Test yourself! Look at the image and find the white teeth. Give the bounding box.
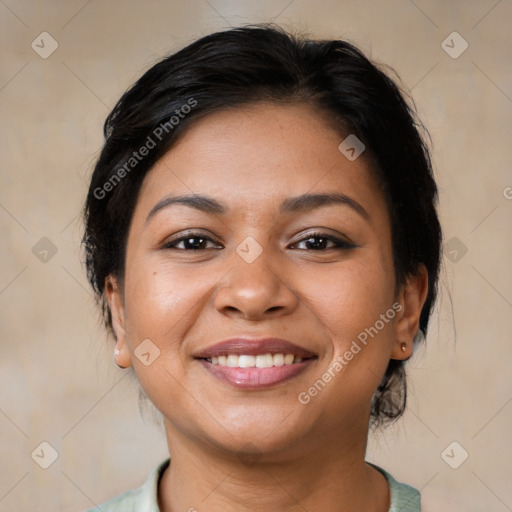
[238,355,256,368]
[255,354,273,368]
[273,353,284,367]
[208,353,303,368]
[226,354,239,367]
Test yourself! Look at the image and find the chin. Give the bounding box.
[198,407,315,460]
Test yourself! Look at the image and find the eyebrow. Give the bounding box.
[145,192,369,224]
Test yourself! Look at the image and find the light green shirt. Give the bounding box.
[83,458,420,511]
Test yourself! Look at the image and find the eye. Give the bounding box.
[291,231,356,251]
[162,230,355,251]
[163,231,222,251]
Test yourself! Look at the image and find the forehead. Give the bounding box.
[133,102,386,222]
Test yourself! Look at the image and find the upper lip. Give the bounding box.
[193,337,317,359]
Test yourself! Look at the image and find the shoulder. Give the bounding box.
[367,462,421,512]
[79,458,170,512]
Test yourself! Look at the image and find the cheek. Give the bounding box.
[120,263,195,406]
[125,260,194,323]
[304,252,396,343]
[302,262,397,412]
[122,256,217,360]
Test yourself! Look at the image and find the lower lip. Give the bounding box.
[197,359,315,389]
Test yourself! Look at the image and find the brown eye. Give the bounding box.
[164,232,222,250]
[291,232,356,251]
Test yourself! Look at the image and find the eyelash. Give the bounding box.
[163,231,355,251]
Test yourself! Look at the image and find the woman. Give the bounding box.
[82,23,442,512]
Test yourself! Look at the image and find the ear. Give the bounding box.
[391,264,429,360]
[105,275,132,369]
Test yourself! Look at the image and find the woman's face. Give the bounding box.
[107,102,426,458]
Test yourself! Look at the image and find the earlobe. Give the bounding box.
[105,275,132,369]
[113,346,131,369]
[391,265,429,360]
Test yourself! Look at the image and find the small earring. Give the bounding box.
[400,342,407,352]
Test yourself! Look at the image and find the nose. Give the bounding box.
[213,246,299,321]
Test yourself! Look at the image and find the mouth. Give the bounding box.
[194,337,318,389]
[202,353,308,367]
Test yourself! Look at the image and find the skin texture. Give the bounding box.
[106,102,428,512]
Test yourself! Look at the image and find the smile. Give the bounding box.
[197,354,317,389]
[205,353,304,368]
[194,337,318,389]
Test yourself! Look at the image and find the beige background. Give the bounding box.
[1,0,511,510]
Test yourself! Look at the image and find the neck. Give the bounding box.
[157,418,389,512]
